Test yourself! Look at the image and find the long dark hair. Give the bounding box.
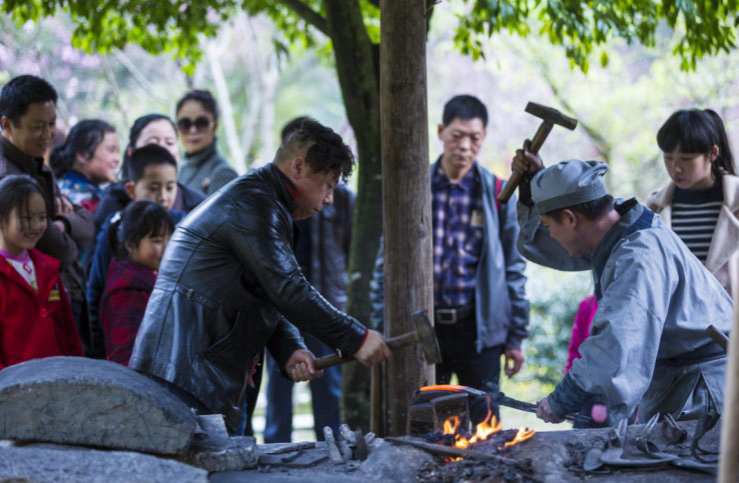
[113,200,174,258]
[49,119,116,178]
[120,114,178,181]
[0,175,48,231]
[657,109,735,176]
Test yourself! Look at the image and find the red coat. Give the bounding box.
[0,249,83,370]
[100,257,156,366]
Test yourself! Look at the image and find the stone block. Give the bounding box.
[0,446,207,483]
[0,357,196,455]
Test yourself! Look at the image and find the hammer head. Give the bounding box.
[411,311,442,364]
[525,102,577,130]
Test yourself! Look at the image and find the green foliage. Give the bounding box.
[522,266,591,386]
[4,0,738,75]
[457,0,739,71]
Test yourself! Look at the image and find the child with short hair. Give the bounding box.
[100,200,174,365]
[87,144,185,349]
[0,175,83,369]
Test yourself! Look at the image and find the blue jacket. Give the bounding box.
[371,162,529,351]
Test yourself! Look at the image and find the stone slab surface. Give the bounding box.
[0,357,196,455]
[182,415,258,471]
[0,446,207,483]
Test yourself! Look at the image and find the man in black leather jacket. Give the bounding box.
[129,119,390,434]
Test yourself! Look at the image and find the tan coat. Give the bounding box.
[646,174,739,298]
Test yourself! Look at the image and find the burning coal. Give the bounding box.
[420,384,536,455]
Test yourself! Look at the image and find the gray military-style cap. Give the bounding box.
[531,160,609,213]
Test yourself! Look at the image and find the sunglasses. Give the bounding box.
[177,116,214,133]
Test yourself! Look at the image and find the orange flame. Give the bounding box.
[504,428,536,448]
[440,402,535,452]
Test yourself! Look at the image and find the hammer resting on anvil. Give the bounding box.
[314,310,442,370]
[497,102,578,203]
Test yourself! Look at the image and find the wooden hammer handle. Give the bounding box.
[314,332,416,370]
[498,121,554,203]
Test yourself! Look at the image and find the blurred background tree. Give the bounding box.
[2,0,738,433]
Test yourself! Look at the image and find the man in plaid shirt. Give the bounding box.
[430,95,529,393]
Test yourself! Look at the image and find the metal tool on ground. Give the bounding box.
[323,427,345,464]
[497,102,578,203]
[315,311,441,370]
[384,436,516,466]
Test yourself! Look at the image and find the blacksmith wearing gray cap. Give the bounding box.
[511,149,731,427]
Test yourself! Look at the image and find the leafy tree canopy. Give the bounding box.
[2,0,737,73]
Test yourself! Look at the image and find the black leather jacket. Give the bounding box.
[129,164,367,433]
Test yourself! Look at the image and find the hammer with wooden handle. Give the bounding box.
[498,102,578,203]
[314,310,441,370]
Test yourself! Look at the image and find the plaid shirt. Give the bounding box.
[431,160,484,308]
[100,257,157,366]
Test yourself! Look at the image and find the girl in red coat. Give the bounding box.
[0,175,83,370]
[100,200,174,365]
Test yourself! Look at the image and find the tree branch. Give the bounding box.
[281,0,329,37]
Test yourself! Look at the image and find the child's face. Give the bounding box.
[127,231,171,271]
[0,192,48,255]
[79,131,120,184]
[663,145,717,191]
[128,164,178,211]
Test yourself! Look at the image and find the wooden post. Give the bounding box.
[380,0,435,436]
[719,283,739,482]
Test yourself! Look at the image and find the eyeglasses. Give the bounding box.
[177,116,214,133]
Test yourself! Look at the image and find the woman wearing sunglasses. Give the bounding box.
[175,90,237,196]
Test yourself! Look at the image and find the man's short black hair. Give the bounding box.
[544,195,614,222]
[0,75,58,126]
[129,144,178,182]
[276,118,355,182]
[442,95,488,128]
[280,116,310,142]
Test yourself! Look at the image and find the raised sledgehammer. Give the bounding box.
[497,102,578,203]
[314,310,442,370]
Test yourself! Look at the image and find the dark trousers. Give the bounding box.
[435,313,503,394]
[263,334,342,443]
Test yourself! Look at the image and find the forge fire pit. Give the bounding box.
[408,385,535,452]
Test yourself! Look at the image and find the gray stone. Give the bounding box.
[0,446,207,483]
[181,415,258,471]
[359,441,433,482]
[0,357,196,455]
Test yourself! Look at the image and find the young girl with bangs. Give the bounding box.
[100,200,174,365]
[647,109,738,298]
[0,175,83,369]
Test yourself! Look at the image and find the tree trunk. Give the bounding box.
[323,0,382,431]
[380,0,434,436]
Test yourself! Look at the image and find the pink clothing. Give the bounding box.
[565,295,598,374]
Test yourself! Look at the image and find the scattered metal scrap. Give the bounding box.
[582,415,717,475]
[257,425,376,469]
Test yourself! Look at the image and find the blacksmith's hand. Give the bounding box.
[503,348,524,377]
[536,396,564,424]
[511,139,544,175]
[354,329,392,367]
[285,349,323,382]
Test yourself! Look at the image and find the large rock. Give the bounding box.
[0,357,196,455]
[0,446,207,483]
